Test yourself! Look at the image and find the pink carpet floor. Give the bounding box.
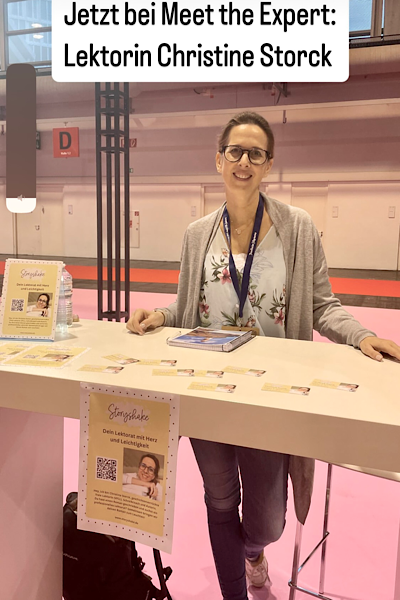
[64,289,400,600]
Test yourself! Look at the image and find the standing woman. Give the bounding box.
[127,112,400,600]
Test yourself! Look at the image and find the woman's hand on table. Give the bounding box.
[360,336,400,362]
[126,309,165,335]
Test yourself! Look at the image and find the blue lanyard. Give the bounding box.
[222,195,264,322]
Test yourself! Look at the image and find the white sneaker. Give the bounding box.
[245,553,271,588]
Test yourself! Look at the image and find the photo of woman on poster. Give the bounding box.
[122,451,163,502]
[26,292,52,317]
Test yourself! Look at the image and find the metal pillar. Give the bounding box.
[95,83,130,321]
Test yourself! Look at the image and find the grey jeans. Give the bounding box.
[190,438,289,600]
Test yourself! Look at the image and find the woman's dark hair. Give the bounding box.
[218,111,275,158]
[139,453,160,484]
[38,293,50,307]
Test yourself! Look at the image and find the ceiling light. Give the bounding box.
[31,23,42,27]
[33,34,44,39]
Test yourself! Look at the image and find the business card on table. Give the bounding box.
[188,382,236,393]
[78,364,125,374]
[152,369,179,377]
[310,379,359,392]
[262,383,311,395]
[138,359,177,366]
[224,366,266,377]
[203,370,224,378]
[152,369,224,378]
[103,353,139,365]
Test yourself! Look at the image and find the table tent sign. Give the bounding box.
[79,383,180,553]
[0,259,63,340]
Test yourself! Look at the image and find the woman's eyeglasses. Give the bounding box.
[139,463,155,474]
[222,145,271,165]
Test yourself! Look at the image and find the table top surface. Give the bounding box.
[1,319,399,470]
[0,318,399,425]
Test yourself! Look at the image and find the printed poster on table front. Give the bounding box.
[0,259,63,340]
[78,383,180,553]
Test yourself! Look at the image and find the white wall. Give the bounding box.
[325,183,400,270]
[266,183,292,206]
[15,186,64,256]
[204,182,289,215]
[63,186,97,258]
[0,183,14,254]
[0,184,64,256]
[62,184,202,261]
[291,185,328,248]
[125,185,202,261]
[40,187,64,256]
[0,94,399,269]
[1,179,400,271]
[204,185,225,215]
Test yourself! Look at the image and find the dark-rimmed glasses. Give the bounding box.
[139,463,155,475]
[222,145,271,165]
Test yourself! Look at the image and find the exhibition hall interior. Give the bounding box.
[0,0,400,598]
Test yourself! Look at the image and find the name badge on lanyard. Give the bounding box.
[222,195,264,327]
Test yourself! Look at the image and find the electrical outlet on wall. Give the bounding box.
[191,206,197,217]
[388,206,396,218]
[332,206,339,218]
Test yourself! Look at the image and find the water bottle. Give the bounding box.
[56,270,68,335]
[63,269,73,327]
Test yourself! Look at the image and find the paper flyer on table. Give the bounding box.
[78,383,180,553]
[0,343,32,362]
[0,259,63,340]
[4,345,88,368]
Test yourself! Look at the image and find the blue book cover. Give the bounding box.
[167,327,253,352]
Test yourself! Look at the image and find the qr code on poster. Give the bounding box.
[11,298,25,312]
[96,456,117,482]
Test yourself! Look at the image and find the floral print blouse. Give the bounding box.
[199,224,286,338]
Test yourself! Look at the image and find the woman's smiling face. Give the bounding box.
[138,456,156,482]
[216,124,273,195]
[37,295,49,308]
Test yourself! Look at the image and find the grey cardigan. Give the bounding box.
[158,194,375,523]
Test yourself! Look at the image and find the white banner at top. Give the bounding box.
[52,0,349,82]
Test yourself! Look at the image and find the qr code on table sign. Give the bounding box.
[96,456,117,482]
[11,298,25,312]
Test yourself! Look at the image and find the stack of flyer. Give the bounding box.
[167,327,253,352]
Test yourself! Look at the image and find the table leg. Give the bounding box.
[0,408,64,600]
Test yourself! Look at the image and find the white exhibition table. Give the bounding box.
[1,319,399,599]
